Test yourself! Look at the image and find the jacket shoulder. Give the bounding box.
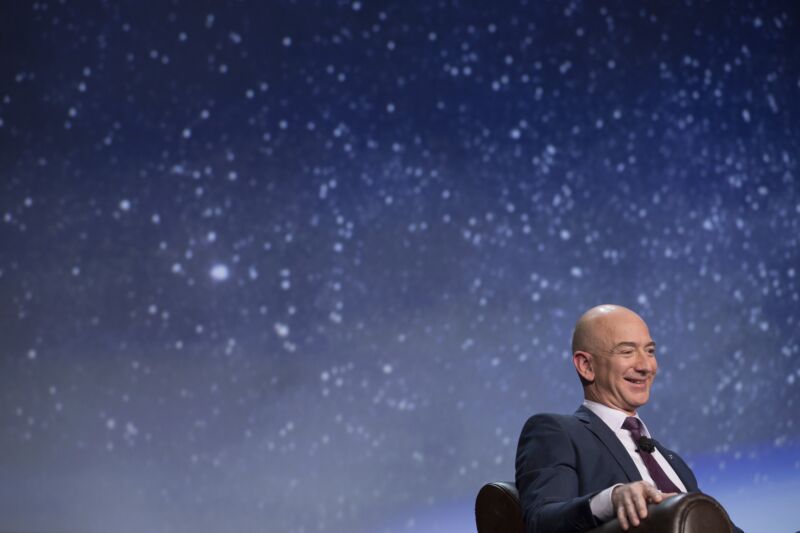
[519,412,585,434]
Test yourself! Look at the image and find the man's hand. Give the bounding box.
[611,481,677,530]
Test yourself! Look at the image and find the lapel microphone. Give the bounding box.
[637,436,656,453]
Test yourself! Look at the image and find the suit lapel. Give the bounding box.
[654,441,696,492]
[575,405,641,483]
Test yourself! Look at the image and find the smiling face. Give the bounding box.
[572,306,657,415]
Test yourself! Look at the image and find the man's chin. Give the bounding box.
[628,393,650,409]
[622,388,650,409]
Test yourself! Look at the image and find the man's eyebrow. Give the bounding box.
[612,342,637,350]
[611,341,657,350]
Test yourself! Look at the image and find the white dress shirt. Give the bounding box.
[583,400,687,521]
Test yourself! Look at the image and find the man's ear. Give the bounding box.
[573,351,595,383]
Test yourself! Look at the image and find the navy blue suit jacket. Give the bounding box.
[514,405,700,533]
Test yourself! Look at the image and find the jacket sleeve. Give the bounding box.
[515,414,600,533]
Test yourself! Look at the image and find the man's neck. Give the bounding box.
[583,398,637,418]
[583,394,635,416]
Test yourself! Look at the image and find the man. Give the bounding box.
[515,304,739,532]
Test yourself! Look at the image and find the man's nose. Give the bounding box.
[633,350,655,373]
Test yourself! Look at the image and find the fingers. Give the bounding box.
[643,482,663,505]
[616,498,630,530]
[634,488,650,519]
[624,490,641,527]
[612,485,630,530]
[613,485,639,529]
[613,481,663,530]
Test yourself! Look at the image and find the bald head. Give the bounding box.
[571,304,657,413]
[571,304,647,355]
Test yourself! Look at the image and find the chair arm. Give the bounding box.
[476,482,734,533]
[588,492,734,533]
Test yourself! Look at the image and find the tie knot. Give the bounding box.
[622,416,642,432]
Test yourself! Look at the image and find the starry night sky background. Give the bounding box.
[1,1,798,532]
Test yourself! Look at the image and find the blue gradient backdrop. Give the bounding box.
[1,2,798,532]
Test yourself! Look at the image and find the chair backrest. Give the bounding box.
[475,481,735,533]
[474,481,524,533]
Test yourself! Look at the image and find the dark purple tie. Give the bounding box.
[622,417,682,493]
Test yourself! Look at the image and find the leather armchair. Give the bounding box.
[475,481,735,533]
